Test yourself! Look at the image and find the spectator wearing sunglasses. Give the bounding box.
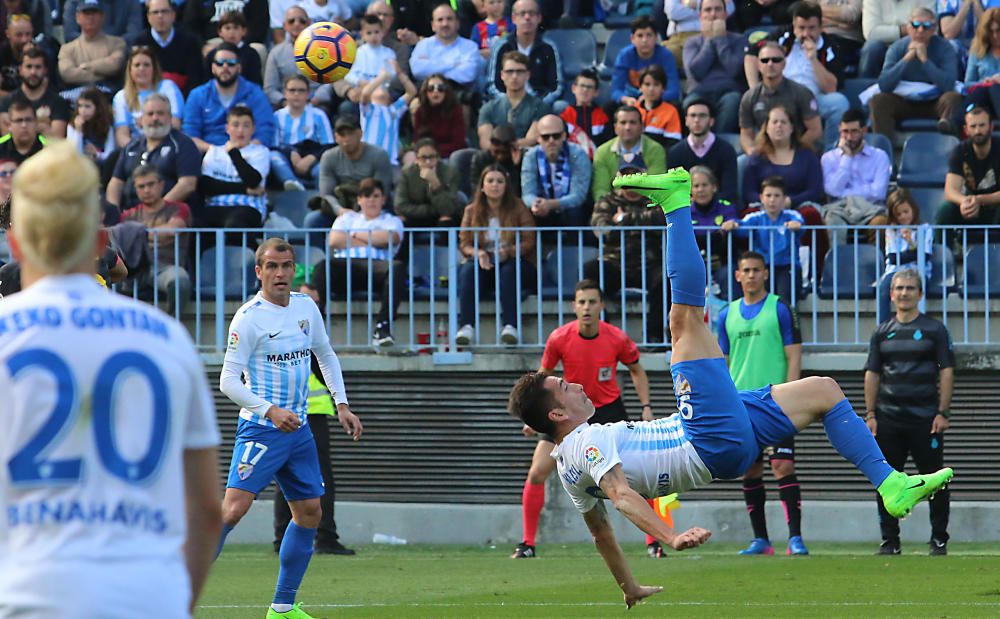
[126,0,203,94]
[58,0,127,97]
[0,0,50,43]
[859,0,926,77]
[264,5,329,107]
[410,73,467,158]
[521,114,592,229]
[183,42,275,153]
[868,8,962,143]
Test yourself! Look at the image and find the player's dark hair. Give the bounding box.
[255,237,296,266]
[738,250,766,269]
[8,95,34,117]
[760,175,785,194]
[508,372,557,436]
[358,177,384,197]
[839,108,865,126]
[630,15,656,34]
[361,13,383,27]
[227,103,255,123]
[790,0,822,22]
[638,64,666,88]
[575,279,604,301]
[217,10,247,30]
[501,50,530,70]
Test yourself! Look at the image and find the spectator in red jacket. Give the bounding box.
[410,72,467,159]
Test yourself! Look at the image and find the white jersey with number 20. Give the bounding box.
[0,275,220,618]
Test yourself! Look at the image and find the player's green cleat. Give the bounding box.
[266,603,315,619]
[612,168,692,215]
[877,467,954,519]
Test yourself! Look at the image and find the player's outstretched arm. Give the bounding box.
[582,502,662,609]
[183,446,222,613]
[599,465,712,551]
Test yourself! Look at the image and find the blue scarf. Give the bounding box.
[537,143,571,199]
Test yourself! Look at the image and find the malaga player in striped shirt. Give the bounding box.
[217,238,363,619]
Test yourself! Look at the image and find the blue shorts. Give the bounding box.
[671,358,798,480]
[226,417,325,501]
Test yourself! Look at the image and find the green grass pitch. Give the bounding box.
[198,543,1000,618]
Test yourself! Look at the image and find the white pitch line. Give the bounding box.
[200,601,1000,609]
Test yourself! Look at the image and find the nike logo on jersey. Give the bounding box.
[268,332,280,338]
[906,479,926,490]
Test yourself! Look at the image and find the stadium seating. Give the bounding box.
[865,132,895,180]
[293,244,326,270]
[897,133,959,188]
[409,243,453,299]
[926,244,959,297]
[964,244,1000,298]
[544,29,597,81]
[819,244,881,299]
[906,187,945,224]
[841,77,876,116]
[448,147,478,199]
[716,132,742,153]
[198,246,258,300]
[542,245,599,299]
[598,28,632,79]
[272,189,314,228]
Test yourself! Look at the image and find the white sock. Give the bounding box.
[270,603,293,613]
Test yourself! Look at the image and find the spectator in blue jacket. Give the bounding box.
[183,43,275,153]
[612,15,680,106]
[521,114,593,229]
[63,0,144,42]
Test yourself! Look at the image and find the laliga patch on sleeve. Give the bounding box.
[584,445,606,467]
[227,331,239,351]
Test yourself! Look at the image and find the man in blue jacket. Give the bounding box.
[183,42,275,153]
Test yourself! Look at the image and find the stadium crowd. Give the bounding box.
[0,0,998,347]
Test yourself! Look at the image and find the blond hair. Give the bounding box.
[12,141,101,274]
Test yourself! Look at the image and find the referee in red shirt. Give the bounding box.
[511,279,658,559]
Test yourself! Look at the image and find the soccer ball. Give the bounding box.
[294,22,357,84]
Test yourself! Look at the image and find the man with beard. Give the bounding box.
[470,124,523,196]
[936,105,1000,240]
[106,93,200,209]
[183,42,274,153]
[0,47,69,138]
[0,13,58,98]
[667,99,738,203]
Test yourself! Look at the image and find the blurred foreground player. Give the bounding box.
[507,168,954,608]
[0,141,222,617]
[216,238,363,619]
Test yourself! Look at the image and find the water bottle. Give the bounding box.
[372,533,407,545]
[436,319,447,352]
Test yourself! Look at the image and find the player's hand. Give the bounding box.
[641,407,654,421]
[668,526,711,551]
[785,220,801,231]
[266,406,301,432]
[522,423,537,437]
[866,416,877,436]
[337,404,363,440]
[623,584,663,609]
[931,414,949,434]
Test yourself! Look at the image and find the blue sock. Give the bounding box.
[822,399,894,487]
[273,521,317,606]
[665,206,706,307]
[214,523,234,561]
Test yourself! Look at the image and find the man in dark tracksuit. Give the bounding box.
[864,268,954,556]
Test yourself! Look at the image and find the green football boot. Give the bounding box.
[266,603,315,619]
[878,467,954,519]
[612,168,692,215]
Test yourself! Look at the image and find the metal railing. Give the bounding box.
[47,223,1000,352]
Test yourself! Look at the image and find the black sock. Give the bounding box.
[742,477,768,540]
[777,474,802,538]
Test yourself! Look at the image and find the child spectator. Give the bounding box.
[360,60,416,168]
[471,0,514,59]
[270,74,334,191]
[199,104,269,228]
[635,65,681,148]
[612,15,680,106]
[721,176,803,302]
[68,88,116,163]
[345,14,397,89]
[560,69,609,158]
[112,47,184,148]
[877,188,932,323]
[216,12,261,85]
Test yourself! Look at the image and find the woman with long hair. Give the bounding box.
[456,164,536,346]
[876,188,932,323]
[112,47,184,147]
[410,73,467,159]
[67,88,115,162]
[742,104,827,275]
[962,8,1000,121]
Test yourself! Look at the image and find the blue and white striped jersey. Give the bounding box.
[221,292,347,427]
[202,143,270,216]
[273,104,334,148]
[330,210,404,261]
[112,79,185,137]
[552,416,712,513]
[361,98,407,166]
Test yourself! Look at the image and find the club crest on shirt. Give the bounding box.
[299,320,310,336]
[598,367,613,382]
[227,331,239,351]
[237,462,253,480]
[674,373,691,396]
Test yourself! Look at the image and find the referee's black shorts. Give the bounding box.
[540,397,629,442]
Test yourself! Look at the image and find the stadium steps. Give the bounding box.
[206,368,1000,504]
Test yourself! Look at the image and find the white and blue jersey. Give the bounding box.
[361,98,407,166]
[274,104,334,148]
[201,142,270,217]
[112,80,185,138]
[0,274,219,616]
[220,291,348,427]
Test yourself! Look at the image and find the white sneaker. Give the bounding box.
[283,179,306,191]
[500,324,519,346]
[455,324,474,346]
